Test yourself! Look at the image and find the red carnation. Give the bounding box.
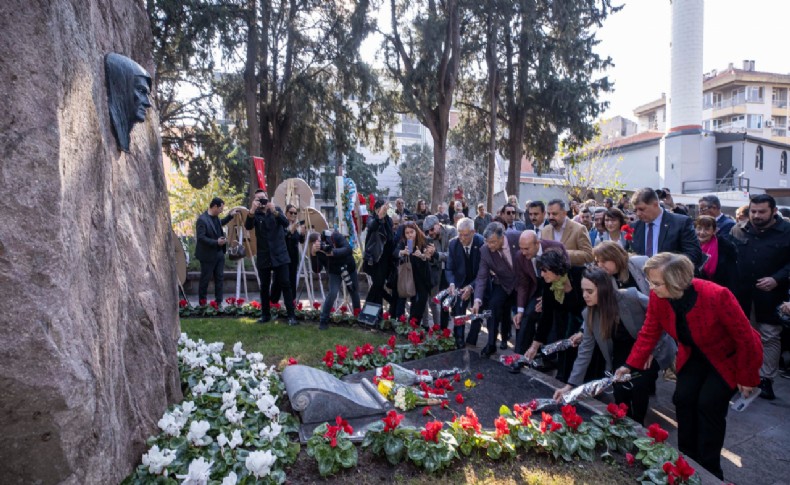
[440,400,449,409]
[339,305,348,313]
[455,393,464,404]
[287,357,298,366]
[476,372,484,380]
[453,374,461,382]
[621,224,635,242]
[422,406,431,416]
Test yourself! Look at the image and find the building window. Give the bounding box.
[400,114,421,135]
[746,86,764,103]
[655,155,659,172]
[747,114,763,129]
[731,115,745,129]
[773,88,788,108]
[755,145,764,171]
[703,92,712,109]
[712,119,723,130]
[781,151,788,175]
[703,120,710,131]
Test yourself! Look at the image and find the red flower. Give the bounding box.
[647,423,669,443]
[198,298,207,306]
[409,317,419,329]
[236,298,245,305]
[382,311,390,320]
[625,452,635,466]
[458,407,481,433]
[387,335,396,348]
[287,357,298,366]
[250,301,261,309]
[398,314,407,323]
[476,373,484,380]
[407,331,422,346]
[455,393,465,404]
[313,301,321,309]
[322,351,335,368]
[422,406,431,416]
[431,324,441,332]
[453,374,461,382]
[674,456,695,481]
[513,404,533,426]
[434,378,451,390]
[607,402,628,420]
[454,316,466,326]
[324,416,353,448]
[382,410,403,432]
[440,400,449,409]
[330,307,336,313]
[178,299,188,308]
[420,420,443,442]
[378,346,392,357]
[540,412,562,433]
[380,365,393,381]
[441,328,452,338]
[209,300,219,310]
[335,345,348,362]
[339,305,349,313]
[225,297,236,305]
[353,308,361,317]
[561,405,583,431]
[297,302,303,310]
[494,416,510,439]
[621,224,635,242]
[432,297,440,304]
[271,302,281,310]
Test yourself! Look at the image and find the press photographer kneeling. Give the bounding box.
[309,230,361,330]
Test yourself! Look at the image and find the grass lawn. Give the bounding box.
[179,317,391,368]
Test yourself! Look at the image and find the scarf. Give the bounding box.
[668,284,698,348]
[700,237,719,278]
[550,274,570,304]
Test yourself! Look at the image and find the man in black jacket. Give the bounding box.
[195,197,236,304]
[245,190,296,325]
[629,188,702,268]
[731,194,790,400]
[311,230,361,330]
[364,201,394,307]
[270,204,305,306]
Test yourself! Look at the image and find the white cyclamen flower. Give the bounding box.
[217,429,243,450]
[255,395,280,419]
[245,450,277,479]
[220,471,238,485]
[141,445,176,475]
[176,457,213,485]
[204,365,226,378]
[157,413,183,437]
[247,352,264,364]
[208,341,224,353]
[259,422,283,442]
[186,420,211,446]
[181,401,196,416]
[178,333,191,346]
[225,406,245,425]
[191,376,215,397]
[212,352,223,365]
[233,341,246,357]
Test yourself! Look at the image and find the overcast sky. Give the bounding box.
[362,0,789,122]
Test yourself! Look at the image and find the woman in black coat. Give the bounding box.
[695,216,738,294]
[393,221,436,323]
[524,248,587,383]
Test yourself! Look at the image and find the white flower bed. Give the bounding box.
[126,334,299,485]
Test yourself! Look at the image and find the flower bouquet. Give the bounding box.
[377,379,445,411]
[559,373,633,405]
[540,338,575,356]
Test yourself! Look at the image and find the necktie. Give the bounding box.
[501,248,513,268]
[465,246,470,257]
[646,222,655,257]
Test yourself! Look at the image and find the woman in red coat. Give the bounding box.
[614,252,762,480]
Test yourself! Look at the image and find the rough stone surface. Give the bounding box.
[0,1,182,483]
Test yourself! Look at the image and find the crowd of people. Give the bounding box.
[195,187,790,479]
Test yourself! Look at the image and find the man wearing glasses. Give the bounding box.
[501,203,526,232]
[270,204,305,308]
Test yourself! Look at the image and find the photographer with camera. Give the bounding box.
[270,204,305,307]
[244,190,297,325]
[364,200,395,308]
[309,229,361,330]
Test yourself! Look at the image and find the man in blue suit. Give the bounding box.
[629,188,702,268]
[501,203,527,231]
[698,195,736,239]
[195,197,237,304]
[445,217,485,349]
[472,222,521,358]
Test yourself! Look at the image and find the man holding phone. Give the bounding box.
[245,190,297,325]
[195,197,237,305]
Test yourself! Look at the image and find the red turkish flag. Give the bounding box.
[252,156,266,191]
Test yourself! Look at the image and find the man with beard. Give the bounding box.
[731,194,790,400]
[540,199,593,266]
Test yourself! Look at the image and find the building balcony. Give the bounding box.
[772,128,788,137]
[772,99,788,108]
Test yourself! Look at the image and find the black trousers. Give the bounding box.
[270,260,298,305]
[514,297,540,354]
[198,257,225,302]
[365,260,393,307]
[484,284,516,350]
[674,354,734,480]
[257,263,295,319]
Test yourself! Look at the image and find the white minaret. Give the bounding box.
[659,0,714,191]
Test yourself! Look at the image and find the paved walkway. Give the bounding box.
[182,293,787,484]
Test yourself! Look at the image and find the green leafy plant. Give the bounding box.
[406,420,458,473]
[591,402,637,458]
[633,423,679,469]
[361,410,410,465]
[306,417,358,477]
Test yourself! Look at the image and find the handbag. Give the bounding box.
[397,259,417,298]
[227,242,246,261]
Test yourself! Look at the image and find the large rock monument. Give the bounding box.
[0,1,181,483]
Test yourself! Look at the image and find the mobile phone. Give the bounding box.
[407,239,414,253]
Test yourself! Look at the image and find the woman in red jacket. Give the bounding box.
[614,252,762,480]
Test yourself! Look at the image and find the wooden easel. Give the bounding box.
[226,209,260,302]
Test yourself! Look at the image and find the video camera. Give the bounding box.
[319,229,334,253]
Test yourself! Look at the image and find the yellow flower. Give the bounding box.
[464,379,476,389]
[378,379,393,398]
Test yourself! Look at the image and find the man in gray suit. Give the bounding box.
[195,197,237,304]
[472,222,520,358]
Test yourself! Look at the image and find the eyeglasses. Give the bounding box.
[647,280,666,288]
[505,211,515,215]
[288,211,298,215]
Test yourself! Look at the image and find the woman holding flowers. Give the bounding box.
[614,252,762,479]
[596,207,631,249]
[553,267,676,425]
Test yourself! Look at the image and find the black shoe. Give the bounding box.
[480,345,496,358]
[288,317,298,326]
[319,322,329,330]
[500,341,508,350]
[257,316,271,324]
[759,378,776,400]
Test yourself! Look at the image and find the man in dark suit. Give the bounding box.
[501,203,527,231]
[195,197,236,304]
[525,200,550,238]
[245,190,297,325]
[629,188,702,268]
[472,222,520,358]
[512,231,568,354]
[698,195,735,239]
[445,217,485,349]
